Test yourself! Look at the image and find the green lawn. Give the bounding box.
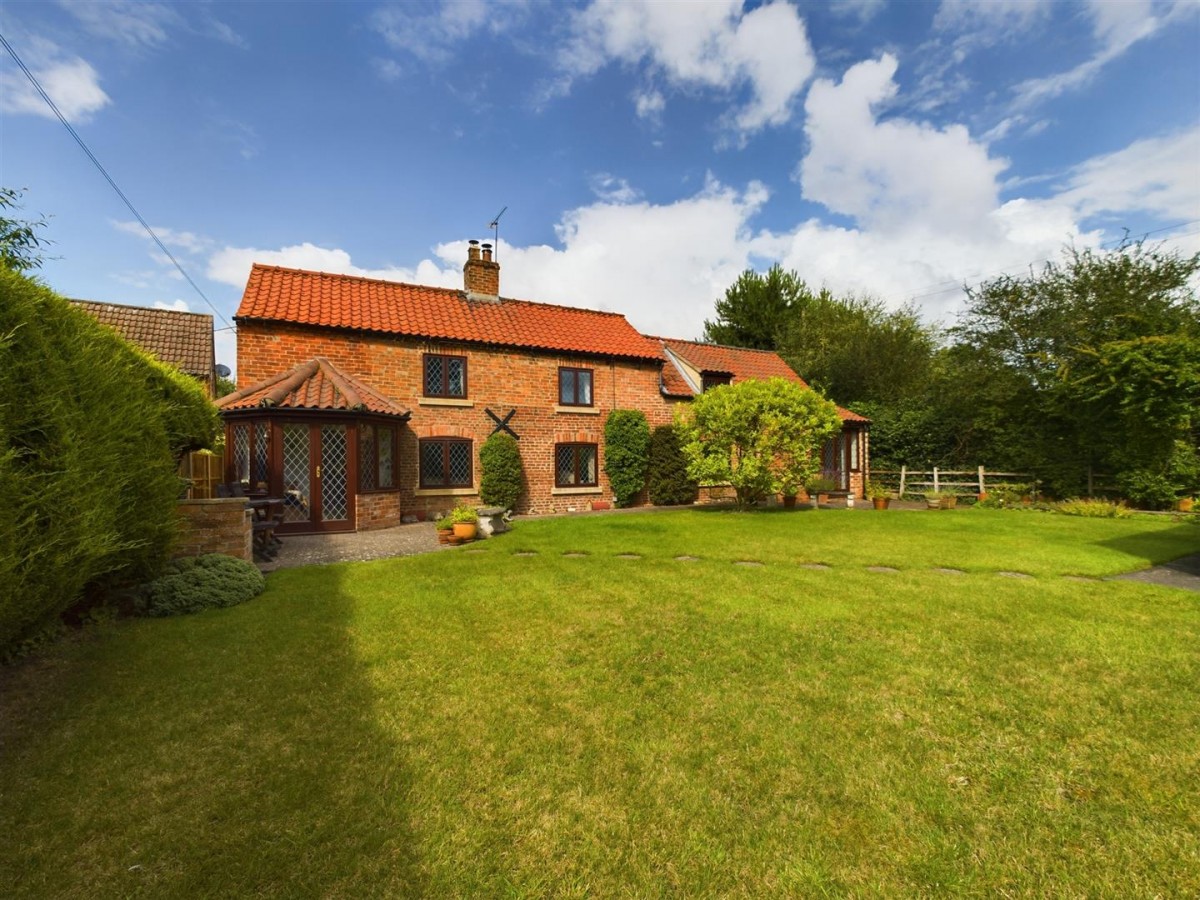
[3,508,1198,897]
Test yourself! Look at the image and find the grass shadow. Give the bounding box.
[0,564,423,897]
[1093,521,1200,570]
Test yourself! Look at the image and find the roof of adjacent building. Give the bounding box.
[235,264,664,362]
[216,357,410,419]
[70,299,214,378]
[656,337,869,423]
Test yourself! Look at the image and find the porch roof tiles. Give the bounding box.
[217,357,409,419]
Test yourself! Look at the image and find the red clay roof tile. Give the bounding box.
[70,299,214,378]
[217,357,409,418]
[236,264,663,362]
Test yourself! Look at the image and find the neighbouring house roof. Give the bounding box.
[655,337,869,424]
[70,299,215,381]
[235,264,664,362]
[217,357,410,419]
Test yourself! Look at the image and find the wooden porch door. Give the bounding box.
[277,422,356,534]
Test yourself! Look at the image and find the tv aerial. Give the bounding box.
[488,206,507,259]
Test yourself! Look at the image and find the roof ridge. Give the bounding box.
[656,335,786,356]
[250,263,639,322]
[69,298,214,320]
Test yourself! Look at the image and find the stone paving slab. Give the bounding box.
[259,522,446,571]
[1112,553,1200,592]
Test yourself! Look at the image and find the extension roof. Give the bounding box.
[235,264,663,362]
[655,337,869,423]
[216,357,410,419]
[70,299,214,379]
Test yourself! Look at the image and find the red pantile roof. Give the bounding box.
[217,357,410,419]
[236,264,663,362]
[70,299,214,379]
[656,337,869,423]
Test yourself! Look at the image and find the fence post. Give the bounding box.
[899,465,907,498]
[978,466,985,495]
[1087,467,1094,497]
[933,467,940,493]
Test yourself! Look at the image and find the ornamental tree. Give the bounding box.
[677,377,842,510]
[604,409,651,507]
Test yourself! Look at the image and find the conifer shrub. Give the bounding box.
[135,554,265,617]
[647,424,697,506]
[604,409,651,507]
[479,432,523,510]
[0,269,217,655]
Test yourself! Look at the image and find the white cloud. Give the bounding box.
[112,220,211,254]
[588,173,641,204]
[206,243,462,292]
[829,0,887,23]
[798,55,1006,234]
[154,299,191,312]
[58,0,177,48]
[559,0,815,136]
[0,43,110,123]
[934,0,1051,33]
[370,0,529,64]
[633,88,665,121]
[1053,126,1200,223]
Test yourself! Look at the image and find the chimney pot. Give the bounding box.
[481,242,493,262]
[467,239,480,261]
[464,238,500,298]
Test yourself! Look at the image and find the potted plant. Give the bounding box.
[866,480,890,510]
[924,491,944,510]
[451,505,479,541]
[943,493,958,509]
[778,476,800,510]
[805,475,837,507]
[435,514,454,544]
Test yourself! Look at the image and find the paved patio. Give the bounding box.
[259,521,447,571]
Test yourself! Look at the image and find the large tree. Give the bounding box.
[702,265,808,350]
[677,377,841,509]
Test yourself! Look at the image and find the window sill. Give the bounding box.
[414,487,477,497]
[551,486,603,496]
[554,405,600,415]
[418,396,474,407]
[358,487,400,495]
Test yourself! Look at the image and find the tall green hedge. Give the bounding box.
[604,409,651,507]
[647,424,697,506]
[0,269,218,655]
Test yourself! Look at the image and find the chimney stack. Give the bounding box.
[464,238,500,300]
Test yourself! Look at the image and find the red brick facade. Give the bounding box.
[236,321,682,519]
[174,499,254,560]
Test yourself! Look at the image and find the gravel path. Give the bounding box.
[259,522,447,571]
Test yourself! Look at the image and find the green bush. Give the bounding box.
[450,505,478,525]
[647,424,697,506]
[604,410,651,507]
[805,476,838,494]
[479,433,523,510]
[135,554,265,618]
[1118,469,1178,510]
[1056,499,1132,519]
[0,270,218,654]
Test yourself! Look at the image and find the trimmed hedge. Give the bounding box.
[647,424,697,506]
[479,432,523,510]
[604,410,651,507]
[0,269,218,654]
[135,554,265,617]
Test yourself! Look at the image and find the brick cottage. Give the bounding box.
[218,241,868,533]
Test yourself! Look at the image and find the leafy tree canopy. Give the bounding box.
[702,265,808,350]
[0,187,51,273]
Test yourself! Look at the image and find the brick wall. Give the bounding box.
[238,322,680,517]
[174,499,253,560]
[357,490,402,530]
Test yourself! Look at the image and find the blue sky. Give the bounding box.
[3,0,1198,372]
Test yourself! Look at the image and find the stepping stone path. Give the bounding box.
[616,553,642,560]
[734,560,764,568]
[997,571,1033,579]
[866,566,900,574]
[800,563,831,570]
[513,551,538,557]
[933,567,965,575]
[675,555,700,562]
[562,552,588,558]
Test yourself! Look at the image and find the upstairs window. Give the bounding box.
[424,354,467,398]
[555,443,598,488]
[558,367,594,407]
[701,373,732,392]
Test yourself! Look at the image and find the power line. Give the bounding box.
[0,31,234,332]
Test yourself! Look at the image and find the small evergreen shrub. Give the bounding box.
[647,425,697,506]
[604,410,650,507]
[450,505,478,525]
[1056,499,1132,518]
[135,554,265,618]
[1118,468,1179,510]
[479,433,523,510]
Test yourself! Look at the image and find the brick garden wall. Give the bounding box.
[238,322,681,517]
[174,499,253,561]
[356,490,402,531]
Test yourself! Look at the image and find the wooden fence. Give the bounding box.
[872,467,1038,499]
[178,450,223,500]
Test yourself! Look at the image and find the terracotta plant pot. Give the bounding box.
[1177,497,1194,512]
[782,495,797,510]
[977,492,988,502]
[436,528,453,544]
[872,498,889,510]
[943,495,958,509]
[453,522,478,541]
